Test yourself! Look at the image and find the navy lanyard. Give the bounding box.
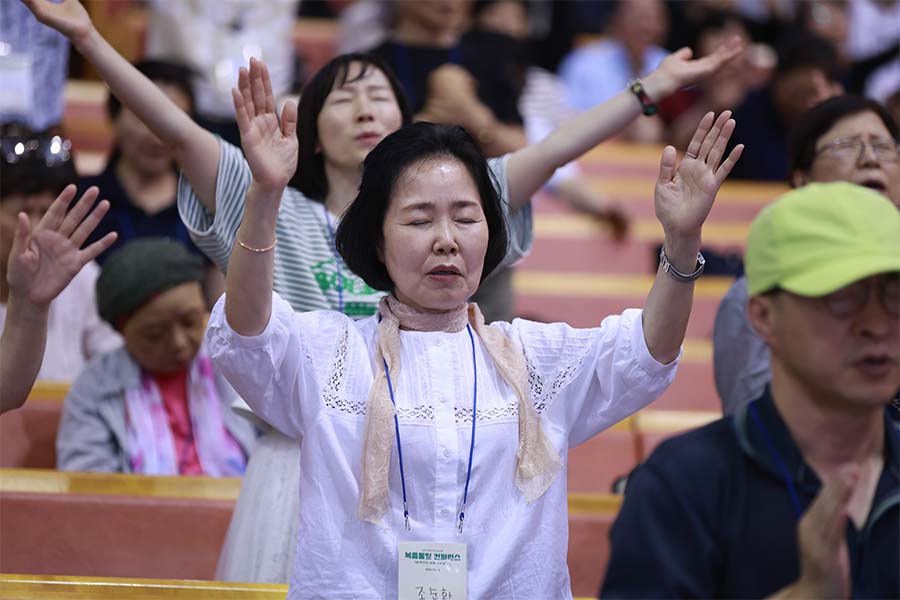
[380,320,478,533]
[748,403,804,520]
[322,206,344,314]
[392,44,463,111]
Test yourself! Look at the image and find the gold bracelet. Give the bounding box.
[237,237,277,253]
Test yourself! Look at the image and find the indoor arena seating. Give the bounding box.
[0,469,615,597]
[0,383,68,469]
[0,575,287,599]
[4,12,791,595]
[0,380,715,493]
[0,575,597,600]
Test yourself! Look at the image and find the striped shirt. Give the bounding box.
[178,139,532,317]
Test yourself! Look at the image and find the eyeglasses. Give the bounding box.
[1,135,72,167]
[818,275,900,319]
[813,136,900,163]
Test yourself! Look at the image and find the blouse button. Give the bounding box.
[440,508,450,517]
[443,449,452,459]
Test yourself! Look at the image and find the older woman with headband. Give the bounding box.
[207,49,743,596]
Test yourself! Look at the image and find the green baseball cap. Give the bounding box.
[745,182,900,297]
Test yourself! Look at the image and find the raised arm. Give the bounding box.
[22,0,221,212]
[224,58,298,336]
[505,39,743,209]
[642,111,743,364]
[1,186,116,413]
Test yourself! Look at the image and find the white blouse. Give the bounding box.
[207,293,679,599]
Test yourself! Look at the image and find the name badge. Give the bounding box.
[398,541,467,600]
[0,53,33,115]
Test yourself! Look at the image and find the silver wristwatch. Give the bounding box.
[659,247,705,282]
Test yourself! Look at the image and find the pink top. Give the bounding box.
[155,370,204,476]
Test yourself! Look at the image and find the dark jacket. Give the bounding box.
[601,389,900,598]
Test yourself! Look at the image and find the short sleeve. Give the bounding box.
[488,154,533,268]
[177,138,252,273]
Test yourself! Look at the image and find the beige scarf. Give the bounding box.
[358,295,562,524]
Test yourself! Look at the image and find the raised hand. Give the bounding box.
[20,0,93,43]
[6,185,117,307]
[232,58,298,193]
[654,111,743,240]
[645,37,744,100]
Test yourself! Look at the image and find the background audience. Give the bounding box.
[3,1,900,596]
[714,94,899,416]
[56,238,256,475]
[1,182,116,413]
[0,128,121,385]
[603,182,900,598]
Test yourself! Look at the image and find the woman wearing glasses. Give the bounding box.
[714,94,900,417]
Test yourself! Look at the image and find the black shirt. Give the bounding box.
[79,158,207,264]
[601,389,900,598]
[369,30,526,125]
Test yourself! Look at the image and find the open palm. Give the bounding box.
[6,185,116,306]
[233,58,298,192]
[655,111,743,238]
[651,37,744,99]
[21,0,92,43]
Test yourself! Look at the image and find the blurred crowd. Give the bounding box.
[1,1,898,598]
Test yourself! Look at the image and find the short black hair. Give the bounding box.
[472,0,530,20]
[289,53,413,202]
[335,122,508,292]
[775,31,841,82]
[1,127,76,200]
[788,94,900,181]
[107,60,196,120]
[687,8,745,50]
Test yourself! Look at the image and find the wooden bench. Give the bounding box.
[0,575,286,599]
[0,469,622,595]
[0,383,69,469]
[0,470,239,580]
[0,573,600,600]
[632,409,721,461]
[567,420,635,494]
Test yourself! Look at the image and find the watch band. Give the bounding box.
[628,79,658,116]
[659,246,705,282]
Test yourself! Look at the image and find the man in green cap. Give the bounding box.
[601,182,899,598]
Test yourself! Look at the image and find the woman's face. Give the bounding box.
[316,63,404,175]
[121,282,207,374]
[380,157,489,312]
[115,82,191,177]
[799,111,900,208]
